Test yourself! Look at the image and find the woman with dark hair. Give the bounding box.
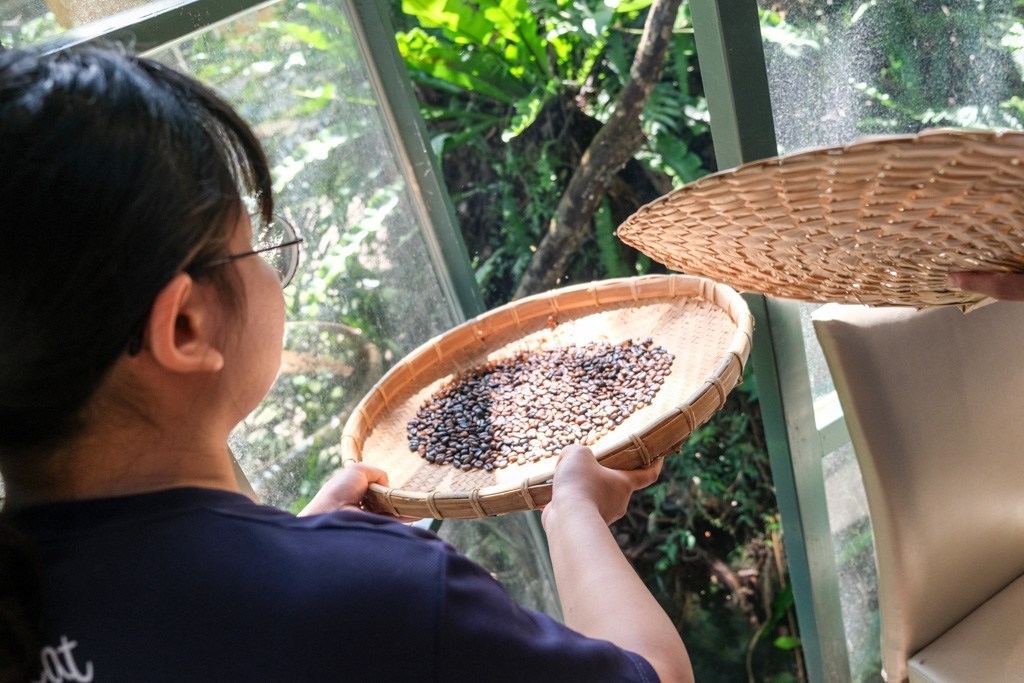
[0,46,692,682]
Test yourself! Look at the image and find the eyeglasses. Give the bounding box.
[201,213,304,288]
[126,214,303,356]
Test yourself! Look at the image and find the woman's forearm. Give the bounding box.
[544,504,694,683]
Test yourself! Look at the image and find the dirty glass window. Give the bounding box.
[1,0,560,617]
[0,0,156,46]
[141,4,460,511]
[757,2,1024,680]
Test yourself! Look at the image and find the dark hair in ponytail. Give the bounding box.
[0,45,275,680]
[0,44,274,455]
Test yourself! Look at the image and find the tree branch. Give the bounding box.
[513,0,683,298]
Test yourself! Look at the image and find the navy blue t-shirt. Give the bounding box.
[9,487,658,682]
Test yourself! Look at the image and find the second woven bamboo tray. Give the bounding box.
[616,128,1024,311]
[340,274,753,519]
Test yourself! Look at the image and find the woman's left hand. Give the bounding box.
[298,463,392,517]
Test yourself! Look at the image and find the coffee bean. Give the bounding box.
[408,339,674,471]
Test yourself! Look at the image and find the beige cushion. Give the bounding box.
[812,302,1024,682]
[908,575,1024,682]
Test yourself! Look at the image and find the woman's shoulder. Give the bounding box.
[10,485,452,568]
[14,485,461,609]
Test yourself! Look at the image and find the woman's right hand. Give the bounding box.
[542,444,662,528]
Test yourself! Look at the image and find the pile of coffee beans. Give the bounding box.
[406,338,674,471]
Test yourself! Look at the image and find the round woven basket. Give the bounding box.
[340,274,753,519]
[616,128,1024,310]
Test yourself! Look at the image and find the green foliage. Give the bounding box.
[594,197,635,278]
[397,0,556,141]
[466,137,569,295]
[397,0,644,144]
[399,0,712,306]
[649,381,772,551]
[639,8,710,186]
[760,0,1024,134]
[1,10,62,47]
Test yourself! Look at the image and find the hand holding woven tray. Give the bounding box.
[340,274,753,519]
[616,129,1024,310]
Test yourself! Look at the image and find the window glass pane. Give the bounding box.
[760,0,1024,152]
[142,1,461,510]
[437,515,562,618]
[823,443,879,683]
[1,0,155,47]
[798,303,835,400]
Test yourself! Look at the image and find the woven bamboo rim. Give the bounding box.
[340,274,753,519]
[616,128,1024,311]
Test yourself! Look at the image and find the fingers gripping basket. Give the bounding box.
[340,274,753,519]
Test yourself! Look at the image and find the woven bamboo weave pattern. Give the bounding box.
[616,129,1024,309]
[340,275,752,519]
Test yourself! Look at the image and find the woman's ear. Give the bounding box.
[144,273,225,373]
